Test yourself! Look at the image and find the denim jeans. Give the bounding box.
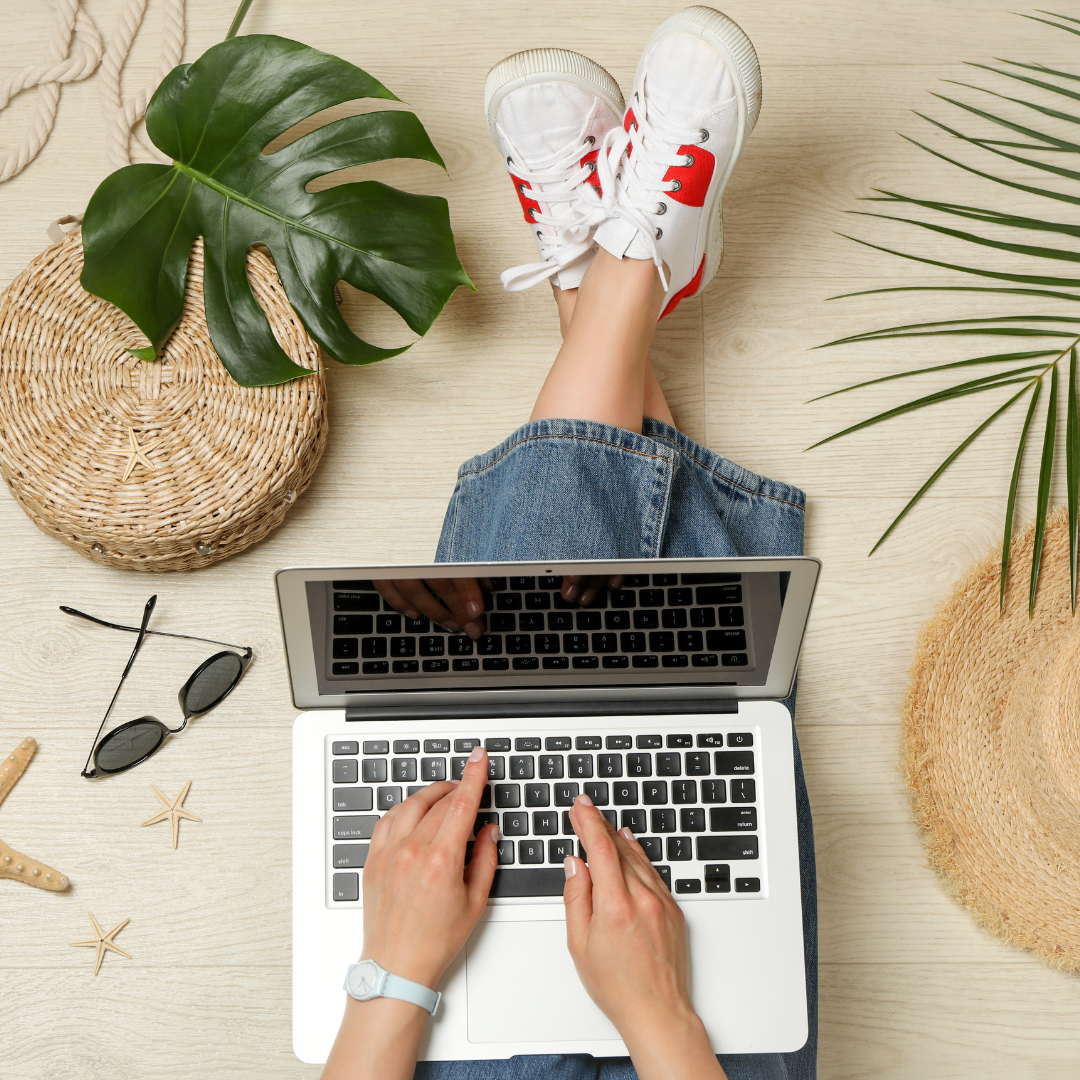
[424,418,817,1080]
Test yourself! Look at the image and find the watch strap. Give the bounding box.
[382,972,441,1015]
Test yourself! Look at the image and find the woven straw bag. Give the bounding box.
[0,232,327,570]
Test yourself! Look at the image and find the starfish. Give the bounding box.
[141,781,201,849]
[102,426,161,483]
[70,913,131,975]
[0,737,69,892]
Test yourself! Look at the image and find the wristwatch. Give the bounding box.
[343,959,441,1016]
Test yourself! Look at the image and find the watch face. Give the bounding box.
[351,960,380,999]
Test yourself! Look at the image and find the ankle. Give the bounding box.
[578,248,665,317]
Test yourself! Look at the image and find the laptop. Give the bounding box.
[278,556,819,1063]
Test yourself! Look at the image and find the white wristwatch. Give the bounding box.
[343,959,441,1015]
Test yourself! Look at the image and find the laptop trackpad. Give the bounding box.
[466,921,621,1044]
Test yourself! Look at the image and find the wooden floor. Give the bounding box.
[2,1,1080,1076]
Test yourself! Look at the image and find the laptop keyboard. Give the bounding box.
[327,727,764,904]
[328,573,754,678]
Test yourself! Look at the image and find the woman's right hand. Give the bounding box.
[563,794,726,1080]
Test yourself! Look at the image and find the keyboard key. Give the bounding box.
[651,808,676,833]
[495,784,521,808]
[667,836,693,861]
[538,755,564,779]
[418,636,445,656]
[393,739,420,754]
[423,659,449,672]
[662,655,689,668]
[606,736,633,750]
[656,753,680,776]
[489,868,567,896]
[334,787,373,812]
[334,615,372,636]
[621,809,646,833]
[613,781,638,805]
[649,631,675,652]
[715,751,755,775]
[564,633,589,653]
[598,754,623,778]
[690,607,716,627]
[682,573,740,584]
[727,732,754,747]
[362,661,388,674]
[697,584,742,605]
[333,873,359,901]
[497,840,515,865]
[711,807,758,831]
[452,658,479,671]
[572,656,599,669]
[624,575,650,588]
[333,844,369,868]
[705,863,731,883]
[520,612,545,631]
[477,635,503,655]
[377,614,401,634]
[538,576,563,590]
[390,637,415,658]
[680,808,706,832]
[525,783,550,806]
[692,654,719,668]
[506,634,531,654]
[584,781,609,805]
[333,638,359,660]
[653,574,678,586]
[333,759,358,784]
[554,782,579,806]
[362,758,387,783]
[656,865,672,890]
[603,655,629,668]
[567,755,593,778]
[677,630,703,652]
[510,576,536,590]
[513,656,539,670]
[334,590,380,611]
[627,754,652,778]
[639,837,663,862]
[610,589,636,607]
[631,655,659,668]
[730,779,756,803]
[533,811,559,835]
[667,588,692,606]
[485,738,511,752]
[697,733,724,748]
[666,735,693,749]
[363,740,389,755]
[576,611,601,630]
[639,589,664,608]
[702,779,727,803]
[487,757,506,780]
[333,815,378,840]
[548,612,574,631]
[562,811,577,836]
[515,738,541,751]
[524,592,550,610]
[392,758,417,783]
[502,811,529,836]
[423,740,450,754]
[407,785,427,797]
[536,636,561,654]
[696,836,759,860]
[482,658,509,671]
[497,592,522,611]
[377,787,402,810]
[546,737,572,751]
[548,839,574,862]
[455,739,481,753]
[672,780,697,805]
[448,636,474,656]
[450,757,468,780]
[736,877,761,893]
[362,637,388,659]
[474,812,498,836]
[519,839,545,863]
[662,608,688,629]
[685,752,710,775]
[605,610,631,630]
[675,878,701,894]
[620,631,646,653]
[633,610,659,630]
[392,660,419,673]
[575,736,602,750]
[717,606,744,627]
[510,756,535,779]
[722,653,749,667]
[602,809,617,828]
[642,781,668,805]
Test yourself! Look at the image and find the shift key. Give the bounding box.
[696,835,758,860]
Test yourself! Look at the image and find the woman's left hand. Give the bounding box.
[358,747,498,988]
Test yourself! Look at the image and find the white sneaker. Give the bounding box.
[593,6,762,317]
[485,49,625,291]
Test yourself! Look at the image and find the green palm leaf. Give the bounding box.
[1029,364,1058,612]
[1068,347,1080,608]
[1001,380,1043,607]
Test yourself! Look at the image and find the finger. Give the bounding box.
[393,580,459,630]
[464,821,499,908]
[616,826,667,892]
[562,855,594,957]
[579,575,611,607]
[373,580,418,619]
[562,575,583,602]
[380,781,457,838]
[568,794,629,899]
[424,578,482,636]
[435,747,490,849]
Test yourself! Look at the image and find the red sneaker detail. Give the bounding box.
[580,148,602,194]
[660,255,705,319]
[623,108,636,132]
[663,145,715,208]
[510,173,542,223]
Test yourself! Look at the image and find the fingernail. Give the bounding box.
[468,746,484,763]
[466,601,482,617]
[620,827,635,842]
[492,823,500,840]
[465,621,483,639]
[564,585,579,600]
[577,792,593,807]
[564,857,577,879]
[405,609,420,619]
[581,590,595,605]
[443,620,461,633]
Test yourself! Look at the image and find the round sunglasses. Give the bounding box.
[63,595,253,778]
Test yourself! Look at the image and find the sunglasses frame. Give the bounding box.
[62,596,254,778]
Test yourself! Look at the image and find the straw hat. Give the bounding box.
[903,506,1080,970]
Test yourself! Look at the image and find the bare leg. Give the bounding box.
[531,250,665,433]
[644,357,676,428]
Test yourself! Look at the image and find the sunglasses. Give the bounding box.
[63,595,253,778]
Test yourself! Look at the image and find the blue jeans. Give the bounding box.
[425,418,817,1080]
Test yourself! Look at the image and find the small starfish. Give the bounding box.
[0,737,69,892]
[102,427,161,483]
[141,781,201,849]
[70,913,131,976]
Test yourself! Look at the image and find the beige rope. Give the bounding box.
[0,0,186,184]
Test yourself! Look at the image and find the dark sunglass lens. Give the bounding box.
[182,653,243,715]
[96,720,165,773]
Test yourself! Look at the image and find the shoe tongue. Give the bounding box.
[497,83,595,164]
[641,32,736,132]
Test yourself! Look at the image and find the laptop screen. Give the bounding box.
[304,569,789,696]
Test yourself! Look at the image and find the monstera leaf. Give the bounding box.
[81,34,472,386]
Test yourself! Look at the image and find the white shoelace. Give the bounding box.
[499,126,611,292]
[596,94,708,291]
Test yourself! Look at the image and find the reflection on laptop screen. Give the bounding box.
[307,571,788,695]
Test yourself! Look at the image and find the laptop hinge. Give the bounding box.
[345,699,738,723]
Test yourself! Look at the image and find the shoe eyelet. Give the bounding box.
[586,135,595,145]
[683,153,695,167]
[518,183,528,193]
[528,207,537,218]
[655,202,666,215]
[588,160,597,172]
[669,179,682,193]
[655,228,663,240]
[506,155,514,165]
[699,128,709,143]
[536,230,543,238]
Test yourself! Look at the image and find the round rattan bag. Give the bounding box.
[0,233,327,570]
[903,506,1080,971]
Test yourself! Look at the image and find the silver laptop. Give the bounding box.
[278,556,819,1063]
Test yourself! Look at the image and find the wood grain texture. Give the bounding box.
[2,1,1079,1077]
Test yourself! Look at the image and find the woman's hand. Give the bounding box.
[563,794,726,1080]
[359,747,498,987]
[373,578,489,639]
